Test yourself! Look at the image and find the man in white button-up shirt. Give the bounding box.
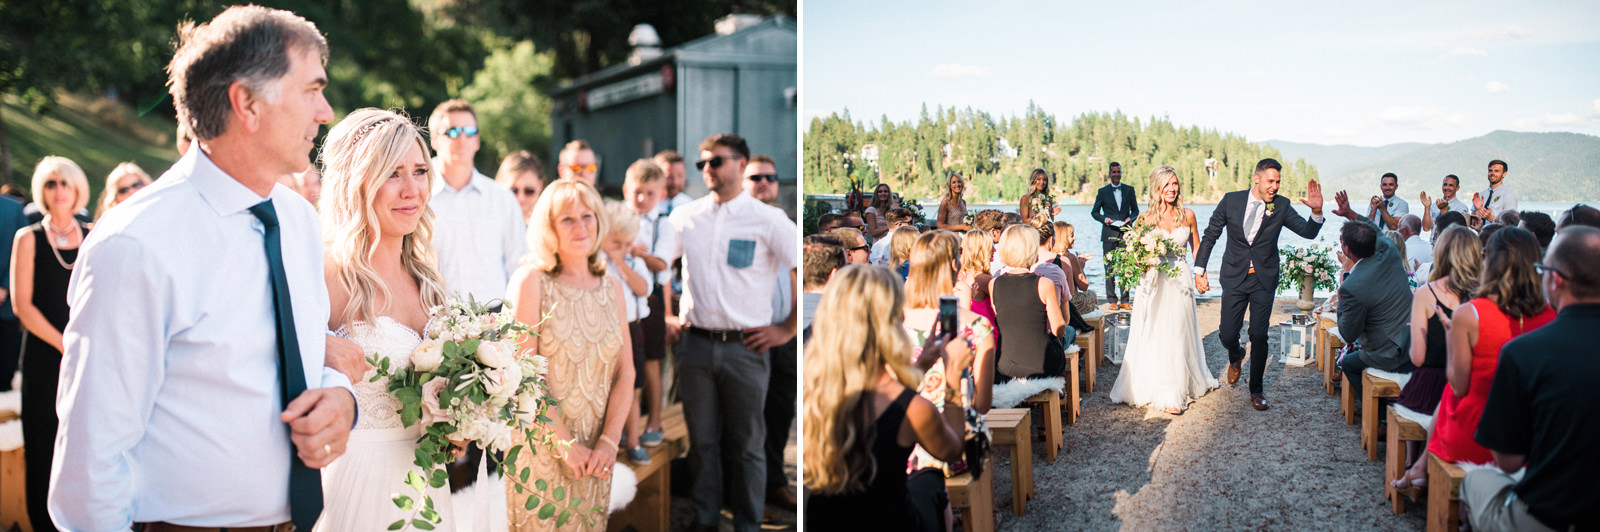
[667,135,797,532]
[51,7,356,530]
[426,99,528,307]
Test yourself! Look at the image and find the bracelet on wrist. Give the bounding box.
[597,434,620,451]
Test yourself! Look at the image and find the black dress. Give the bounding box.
[21,222,81,532]
[1396,285,1451,414]
[991,272,1065,380]
[807,388,939,531]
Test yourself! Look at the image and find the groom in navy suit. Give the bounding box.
[1090,162,1139,309]
[1194,158,1325,410]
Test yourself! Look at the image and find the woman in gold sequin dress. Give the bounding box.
[505,179,636,531]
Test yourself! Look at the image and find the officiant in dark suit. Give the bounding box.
[1090,162,1139,309]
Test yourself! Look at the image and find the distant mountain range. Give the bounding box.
[1263,130,1600,202]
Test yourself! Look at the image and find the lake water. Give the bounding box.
[909,201,1581,299]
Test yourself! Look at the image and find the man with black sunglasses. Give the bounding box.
[742,154,781,207]
[426,98,527,492]
[667,134,797,532]
[741,153,798,512]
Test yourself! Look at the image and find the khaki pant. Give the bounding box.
[1461,468,1567,532]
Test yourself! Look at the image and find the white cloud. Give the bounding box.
[1514,112,1594,129]
[1445,47,1489,58]
[1460,25,1529,40]
[926,64,989,79]
[1321,125,1361,138]
[1377,106,1467,129]
[1485,81,1510,94]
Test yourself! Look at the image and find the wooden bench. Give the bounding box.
[1073,314,1105,393]
[1361,370,1402,460]
[1426,454,1466,532]
[984,408,1033,516]
[1065,347,1080,424]
[1023,390,1063,463]
[0,410,26,532]
[946,456,995,532]
[1384,406,1428,514]
[1322,321,1344,396]
[607,402,689,532]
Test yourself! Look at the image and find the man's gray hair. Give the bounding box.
[1401,214,1422,235]
[167,5,327,140]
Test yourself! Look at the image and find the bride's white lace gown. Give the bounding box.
[314,316,455,531]
[1108,226,1218,412]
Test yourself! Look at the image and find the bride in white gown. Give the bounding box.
[1108,166,1217,415]
[313,109,457,530]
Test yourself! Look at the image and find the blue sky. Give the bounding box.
[801,0,1600,146]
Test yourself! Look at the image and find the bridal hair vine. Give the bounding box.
[351,118,399,144]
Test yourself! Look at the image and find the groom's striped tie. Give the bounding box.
[250,200,323,530]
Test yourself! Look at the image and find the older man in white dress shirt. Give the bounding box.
[51,7,355,531]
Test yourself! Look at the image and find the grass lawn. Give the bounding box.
[3,93,179,202]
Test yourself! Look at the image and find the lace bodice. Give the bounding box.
[335,316,428,430]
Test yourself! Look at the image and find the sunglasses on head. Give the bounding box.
[566,163,597,174]
[513,187,540,197]
[442,126,479,139]
[747,174,778,183]
[117,181,146,195]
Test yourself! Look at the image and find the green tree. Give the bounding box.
[460,39,558,170]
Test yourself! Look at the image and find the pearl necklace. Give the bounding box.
[42,216,79,271]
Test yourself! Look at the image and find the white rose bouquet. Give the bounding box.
[368,296,600,530]
[1105,223,1186,290]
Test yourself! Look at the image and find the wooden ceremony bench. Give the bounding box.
[1425,454,1466,532]
[1073,313,1105,393]
[946,456,995,532]
[1022,388,1064,463]
[984,408,1033,516]
[1361,370,1402,460]
[1384,406,1428,514]
[0,410,26,532]
[608,402,689,532]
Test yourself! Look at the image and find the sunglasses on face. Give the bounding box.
[513,187,540,197]
[566,164,597,174]
[848,245,869,253]
[442,126,479,139]
[44,180,70,190]
[747,174,778,183]
[695,156,734,171]
[117,181,146,195]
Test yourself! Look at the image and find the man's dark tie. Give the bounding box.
[249,200,322,530]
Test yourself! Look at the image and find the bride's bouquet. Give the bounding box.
[1105,224,1187,290]
[1277,245,1339,294]
[368,297,601,530]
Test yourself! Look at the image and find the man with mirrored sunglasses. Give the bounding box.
[558,139,600,186]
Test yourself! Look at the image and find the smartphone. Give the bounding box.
[938,295,960,337]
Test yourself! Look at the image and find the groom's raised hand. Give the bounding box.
[1299,179,1324,214]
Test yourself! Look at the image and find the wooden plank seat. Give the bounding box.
[0,410,26,532]
[1384,406,1428,515]
[607,402,689,532]
[984,408,1033,516]
[1022,390,1063,463]
[1426,454,1466,532]
[1361,370,1403,460]
[946,456,995,532]
[1073,312,1105,393]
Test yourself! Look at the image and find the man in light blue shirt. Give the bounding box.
[51,7,355,531]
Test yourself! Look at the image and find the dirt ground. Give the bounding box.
[984,299,1427,531]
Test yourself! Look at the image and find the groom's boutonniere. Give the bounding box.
[1264,201,1276,213]
[1385,199,1393,209]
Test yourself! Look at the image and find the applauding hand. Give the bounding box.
[1331,190,1358,220]
[1420,191,1432,211]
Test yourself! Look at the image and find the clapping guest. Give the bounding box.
[1464,226,1600,532]
[1427,228,1554,471]
[936,173,970,231]
[1392,226,1481,492]
[1328,191,1415,398]
[495,150,546,221]
[1367,173,1409,230]
[989,224,1068,380]
[14,156,90,532]
[505,179,635,531]
[94,162,152,220]
[803,265,970,532]
[1420,174,1470,233]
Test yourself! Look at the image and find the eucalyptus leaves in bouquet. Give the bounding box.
[1277,246,1339,294]
[1104,224,1187,291]
[368,296,603,530]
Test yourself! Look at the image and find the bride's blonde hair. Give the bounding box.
[1142,165,1183,226]
[802,265,917,495]
[319,108,448,325]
